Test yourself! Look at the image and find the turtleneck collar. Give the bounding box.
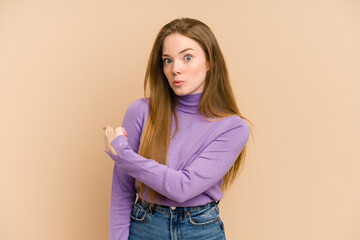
[176,92,202,114]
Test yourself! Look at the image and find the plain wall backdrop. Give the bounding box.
[1,0,359,239]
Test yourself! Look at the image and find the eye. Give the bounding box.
[184,55,192,61]
[163,58,172,64]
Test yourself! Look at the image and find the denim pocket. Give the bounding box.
[130,202,147,223]
[187,205,220,227]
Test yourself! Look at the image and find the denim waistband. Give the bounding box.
[135,198,220,215]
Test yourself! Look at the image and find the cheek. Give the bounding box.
[190,63,207,80]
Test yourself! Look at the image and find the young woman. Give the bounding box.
[103,18,253,240]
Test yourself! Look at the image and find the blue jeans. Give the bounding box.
[128,198,226,240]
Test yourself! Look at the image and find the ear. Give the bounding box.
[206,60,210,71]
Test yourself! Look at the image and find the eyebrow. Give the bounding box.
[162,48,195,57]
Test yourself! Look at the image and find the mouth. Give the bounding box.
[173,80,185,86]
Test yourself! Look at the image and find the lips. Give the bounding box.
[173,80,185,86]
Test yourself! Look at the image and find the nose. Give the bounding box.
[171,60,182,75]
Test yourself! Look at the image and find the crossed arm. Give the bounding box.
[103,123,249,203]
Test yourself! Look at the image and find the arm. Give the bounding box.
[110,165,136,240]
[106,118,250,203]
[108,99,145,240]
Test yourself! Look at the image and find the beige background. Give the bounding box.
[1,0,359,239]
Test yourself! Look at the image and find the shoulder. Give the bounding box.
[217,115,249,130]
[227,115,249,130]
[124,98,149,118]
[127,98,149,112]
[212,115,250,141]
[122,98,150,143]
[198,115,250,155]
[122,98,150,127]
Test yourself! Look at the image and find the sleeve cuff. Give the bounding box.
[104,149,120,162]
[111,134,128,148]
[104,134,129,162]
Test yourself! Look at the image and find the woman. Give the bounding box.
[103,18,253,240]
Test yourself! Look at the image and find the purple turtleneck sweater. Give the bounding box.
[105,92,250,240]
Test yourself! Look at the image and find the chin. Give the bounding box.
[172,86,202,96]
[172,89,187,96]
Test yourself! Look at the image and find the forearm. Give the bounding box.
[106,128,247,203]
[106,145,188,202]
[110,163,136,240]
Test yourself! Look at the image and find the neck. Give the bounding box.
[175,92,202,114]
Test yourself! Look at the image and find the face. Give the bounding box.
[162,33,209,96]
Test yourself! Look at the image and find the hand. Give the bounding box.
[103,125,128,155]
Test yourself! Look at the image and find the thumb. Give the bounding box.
[105,127,115,137]
[115,127,124,136]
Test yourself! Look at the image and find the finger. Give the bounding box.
[105,135,111,151]
[115,127,124,136]
[122,127,128,136]
[105,135,117,154]
[104,135,110,150]
[105,127,115,136]
[103,125,111,131]
[105,128,117,146]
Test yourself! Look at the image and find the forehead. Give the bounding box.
[162,33,202,54]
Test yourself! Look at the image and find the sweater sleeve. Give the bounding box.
[108,99,145,240]
[105,117,250,203]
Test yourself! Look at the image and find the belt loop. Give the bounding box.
[144,199,152,213]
